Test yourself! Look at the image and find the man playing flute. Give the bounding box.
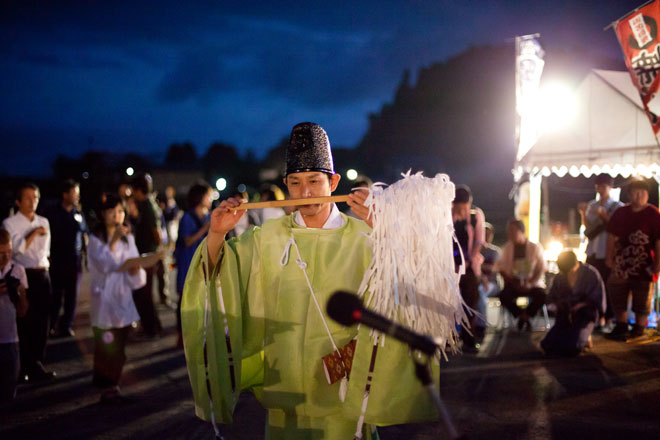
[181,122,438,439]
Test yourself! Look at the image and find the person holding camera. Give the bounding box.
[0,229,29,403]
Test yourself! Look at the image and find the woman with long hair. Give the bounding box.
[87,193,160,403]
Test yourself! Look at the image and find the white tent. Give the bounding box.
[514,69,660,243]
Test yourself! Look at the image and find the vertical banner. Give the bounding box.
[614,0,660,134]
[515,34,545,162]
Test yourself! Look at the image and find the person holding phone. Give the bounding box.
[2,182,54,383]
[87,193,161,403]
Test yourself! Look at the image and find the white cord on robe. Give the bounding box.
[280,236,349,401]
[200,258,224,440]
[357,171,468,355]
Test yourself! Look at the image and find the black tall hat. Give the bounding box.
[285,122,334,176]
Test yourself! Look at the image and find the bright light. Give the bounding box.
[346,169,358,181]
[516,297,530,308]
[538,83,577,133]
[544,240,564,262]
[611,187,621,202]
[211,190,220,201]
[215,178,227,191]
[125,167,134,176]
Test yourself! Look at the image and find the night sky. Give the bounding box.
[0,0,644,177]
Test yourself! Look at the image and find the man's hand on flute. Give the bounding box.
[347,189,373,228]
[207,196,247,267]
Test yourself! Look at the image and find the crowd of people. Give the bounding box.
[1,121,660,438]
[453,173,660,357]
[0,166,302,406]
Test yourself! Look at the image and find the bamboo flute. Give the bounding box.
[228,195,350,210]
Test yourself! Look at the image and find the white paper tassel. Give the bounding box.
[357,171,469,355]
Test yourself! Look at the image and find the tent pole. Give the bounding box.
[528,173,542,244]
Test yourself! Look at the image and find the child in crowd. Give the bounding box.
[0,229,29,404]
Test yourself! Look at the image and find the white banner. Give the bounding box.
[515,35,545,162]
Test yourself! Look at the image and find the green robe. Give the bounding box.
[182,213,439,439]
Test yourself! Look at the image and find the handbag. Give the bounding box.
[584,221,606,240]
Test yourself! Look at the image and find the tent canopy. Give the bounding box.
[515,69,660,180]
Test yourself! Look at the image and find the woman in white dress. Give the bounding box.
[87,194,152,403]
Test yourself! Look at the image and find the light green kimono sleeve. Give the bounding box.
[181,228,265,424]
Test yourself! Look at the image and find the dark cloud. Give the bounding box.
[0,0,650,177]
[152,0,641,108]
[4,47,129,70]
[154,16,431,107]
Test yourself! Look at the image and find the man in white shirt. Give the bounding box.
[0,228,29,402]
[578,174,623,327]
[2,183,56,382]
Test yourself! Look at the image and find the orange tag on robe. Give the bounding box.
[321,339,356,384]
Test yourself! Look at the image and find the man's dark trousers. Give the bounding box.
[132,266,162,336]
[18,269,52,374]
[49,259,81,333]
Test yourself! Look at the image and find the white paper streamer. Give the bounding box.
[357,171,468,354]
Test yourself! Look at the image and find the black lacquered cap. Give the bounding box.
[285,122,334,176]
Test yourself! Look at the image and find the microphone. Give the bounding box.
[326,291,438,355]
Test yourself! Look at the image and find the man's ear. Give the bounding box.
[330,173,341,192]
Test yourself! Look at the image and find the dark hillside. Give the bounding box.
[355,44,626,233]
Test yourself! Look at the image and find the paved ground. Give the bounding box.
[2,281,660,439]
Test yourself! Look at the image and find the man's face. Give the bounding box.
[629,188,649,208]
[0,242,12,268]
[595,183,611,199]
[284,171,339,217]
[132,188,146,201]
[453,202,470,219]
[17,188,39,215]
[118,184,132,200]
[63,186,80,206]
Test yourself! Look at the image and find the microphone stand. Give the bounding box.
[413,357,467,440]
